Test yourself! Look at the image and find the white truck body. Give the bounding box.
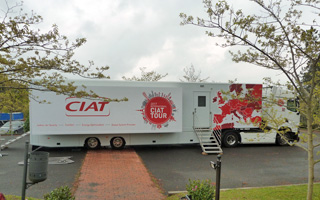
[29,80,299,150]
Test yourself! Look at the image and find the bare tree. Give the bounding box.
[180,64,209,82]
[122,67,168,81]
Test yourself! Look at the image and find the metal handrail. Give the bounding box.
[213,117,222,145]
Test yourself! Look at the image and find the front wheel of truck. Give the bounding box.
[222,131,239,148]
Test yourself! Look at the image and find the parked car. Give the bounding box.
[0,120,8,127]
[0,121,24,134]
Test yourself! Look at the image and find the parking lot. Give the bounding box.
[0,135,85,199]
[0,133,319,198]
[135,143,320,192]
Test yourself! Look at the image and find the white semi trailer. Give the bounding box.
[29,80,300,153]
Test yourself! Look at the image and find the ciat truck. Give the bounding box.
[29,80,300,153]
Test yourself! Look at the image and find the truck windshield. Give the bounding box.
[287,98,299,112]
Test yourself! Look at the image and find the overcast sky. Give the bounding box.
[21,0,286,83]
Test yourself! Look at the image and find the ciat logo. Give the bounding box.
[65,97,110,117]
[138,91,177,129]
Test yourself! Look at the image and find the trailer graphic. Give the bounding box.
[138,91,177,129]
[213,84,262,130]
[29,80,299,153]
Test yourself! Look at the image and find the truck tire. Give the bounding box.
[276,133,289,146]
[222,131,239,148]
[110,137,126,150]
[276,128,291,146]
[85,137,100,149]
[31,145,40,151]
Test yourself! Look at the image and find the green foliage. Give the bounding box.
[220,184,320,200]
[24,114,30,132]
[43,186,75,200]
[0,76,29,114]
[181,1,320,199]
[0,1,110,109]
[180,0,320,89]
[122,67,168,81]
[169,183,320,200]
[5,195,41,200]
[186,179,215,200]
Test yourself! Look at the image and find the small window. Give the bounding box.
[287,99,297,112]
[198,96,206,107]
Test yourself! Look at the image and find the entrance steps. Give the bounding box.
[194,127,223,154]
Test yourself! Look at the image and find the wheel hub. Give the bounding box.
[226,135,236,145]
[88,138,98,148]
[113,138,123,147]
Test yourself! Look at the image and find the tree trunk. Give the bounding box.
[307,110,314,200]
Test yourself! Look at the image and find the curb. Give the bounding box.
[0,132,29,150]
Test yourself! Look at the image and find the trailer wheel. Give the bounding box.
[222,131,239,148]
[85,137,100,149]
[110,137,126,150]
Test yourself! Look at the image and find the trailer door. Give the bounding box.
[193,92,211,128]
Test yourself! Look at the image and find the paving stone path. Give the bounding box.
[74,149,166,200]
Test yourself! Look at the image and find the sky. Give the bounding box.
[18,0,287,83]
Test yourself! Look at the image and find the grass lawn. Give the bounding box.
[5,195,41,200]
[167,183,320,200]
[3,183,320,200]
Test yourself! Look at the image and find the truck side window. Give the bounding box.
[198,96,206,107]
[287,99,297,112]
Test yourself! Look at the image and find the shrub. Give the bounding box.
[43,186,75,200]
[186,179,215,200]
[24,115,30,133]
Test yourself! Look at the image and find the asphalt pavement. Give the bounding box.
[1,132,319,198]
[134,142,320,193]
[0,134,86,199]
